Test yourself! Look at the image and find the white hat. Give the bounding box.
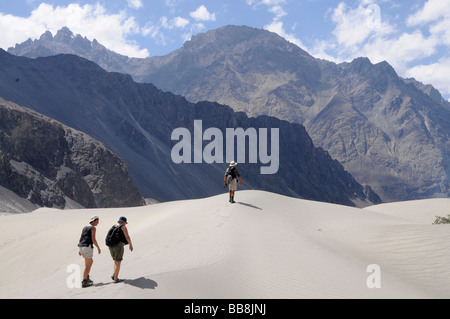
[89,215,99,223]
[229,161,237,167]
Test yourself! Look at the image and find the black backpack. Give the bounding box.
[228,166,237,179]
[105,225,123,247]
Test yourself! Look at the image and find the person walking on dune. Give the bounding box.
[224,161,242,203]
[78,215,101,288]
[105,216,133,283]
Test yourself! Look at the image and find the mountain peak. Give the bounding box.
[7,27,132,72]
[54,27,74,43]
[347,57,373,72]
[39,31,53,42]
[184,25,311,57]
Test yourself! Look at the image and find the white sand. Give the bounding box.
[364,198,450,224]
[0,185,38,214]
[1,190,449,299]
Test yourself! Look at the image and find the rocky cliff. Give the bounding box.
[9,26,449,202]
[136,26,450,202]
[0,98,145,210]
[0,50,379,207]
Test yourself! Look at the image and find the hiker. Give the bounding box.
[224,161,242,203]
[77,215,101,288]
[106,216,133,283]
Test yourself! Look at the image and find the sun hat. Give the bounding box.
[89,215,99,223]
[118,216,128,224]
[229,161,237,167]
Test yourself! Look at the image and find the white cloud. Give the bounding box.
[146,4,215,45]
[246,0,287,7]
[331,2,393,49]
[309,39,339,62]
[406,0,450,49]
[173,17,190,29]
[159,16,190,30]
[406,57,450,98]
[407,0,450,26]
[165,0,180,9]
[246,0,288,21]
[127,0,143,10]
[142,15,191,46]
[429,18,450,46]
[358,30,438,74]
[318,1,438,71]
[0,3,149,58]
[246,0,304,49]
[264,21,305,49]
[313,0,450,99]
[142,23,167,46]
[190,5,216,21]
[267,4,287,21]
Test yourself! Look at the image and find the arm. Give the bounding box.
[224,169,228,185]
[91,227,101,254]
[122,225,133,251]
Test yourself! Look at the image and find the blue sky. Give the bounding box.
[1,0,450,100]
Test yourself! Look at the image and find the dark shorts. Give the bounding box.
[109,242,125,261]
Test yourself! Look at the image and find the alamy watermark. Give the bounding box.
[171,120,279,174]
[66,264,81,288]
[366,4,381,30]
[366,264,381,289]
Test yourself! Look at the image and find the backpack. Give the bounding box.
[227,167,237,179]
[105,225,123,247]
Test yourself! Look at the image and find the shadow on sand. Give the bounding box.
[236,202,262,210]
[125,277,158,290]
[93,277,158,290]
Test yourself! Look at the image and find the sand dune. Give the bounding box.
[1,190,449,299]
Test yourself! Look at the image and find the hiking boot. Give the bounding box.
[111,275,124,283]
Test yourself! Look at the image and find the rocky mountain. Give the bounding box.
[137,26,450,203]
[0,98,145,211]
[8,27,136,76]
[13,26,447,202]
[0,49,379,207]
[9,26,449,202]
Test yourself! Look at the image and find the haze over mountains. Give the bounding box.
[0,48,378,209]
[9,25,449,203]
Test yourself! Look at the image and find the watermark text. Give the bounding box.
[171,120,279,174]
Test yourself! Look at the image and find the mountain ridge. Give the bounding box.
[0,49,379,207]
[8,24,450,202]
[22,24,444,202]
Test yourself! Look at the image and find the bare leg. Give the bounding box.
[230,190,235,203]
[83,258,93,280]
[113,261,121,281]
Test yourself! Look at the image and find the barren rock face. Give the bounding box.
[127,26,450,202]
[0,49,379,207]
[9,25,450,201]
[0,98,144,209]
